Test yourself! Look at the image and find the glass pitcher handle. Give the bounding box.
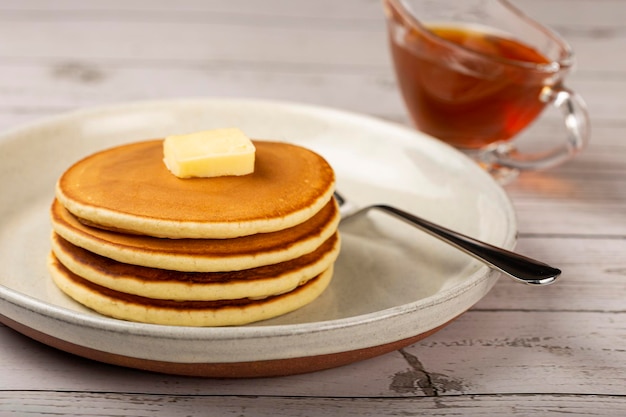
[488,86,590,171]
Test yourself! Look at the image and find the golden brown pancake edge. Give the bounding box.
[50,198,340,272]
[55,140,336,239]
[48,253,334,327]
[51,232,340,301]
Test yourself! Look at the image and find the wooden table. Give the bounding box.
[0,1,624,415]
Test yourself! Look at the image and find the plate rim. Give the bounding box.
[0,97,516,367]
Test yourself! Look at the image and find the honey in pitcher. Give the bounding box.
[390,24,553,149]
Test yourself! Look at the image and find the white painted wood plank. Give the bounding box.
[507,167,626,236]
[0,0,623,28]
[512,200,626,236]
[0,1,623,73]
[517,0,626,28]
[479,237,626,312]
[0,0,384,20]
[402,311,626,396]
[0,64,404,129]
[0,19,388,67]
[1,392,625,417]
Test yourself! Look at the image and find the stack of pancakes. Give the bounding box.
[48,139,340,326]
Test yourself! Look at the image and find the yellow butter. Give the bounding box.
[163,128,256,178]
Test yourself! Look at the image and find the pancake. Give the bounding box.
[48,254,334,327]
[51,198,340,272]
[51,232,340,301]
[55,140,335,239]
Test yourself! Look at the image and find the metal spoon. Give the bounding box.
[335,192,561,285]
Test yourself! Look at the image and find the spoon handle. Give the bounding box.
[344,204,561,285]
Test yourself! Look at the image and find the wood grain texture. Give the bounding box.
[0,0,624,415]
[1,393,626,417]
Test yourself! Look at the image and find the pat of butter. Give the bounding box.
[163,128,256,178]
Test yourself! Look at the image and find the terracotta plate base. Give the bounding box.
[0,313,456,378]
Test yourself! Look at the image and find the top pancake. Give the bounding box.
[56,140,335,239]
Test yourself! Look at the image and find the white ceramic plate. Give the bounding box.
[0,98,516,377]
